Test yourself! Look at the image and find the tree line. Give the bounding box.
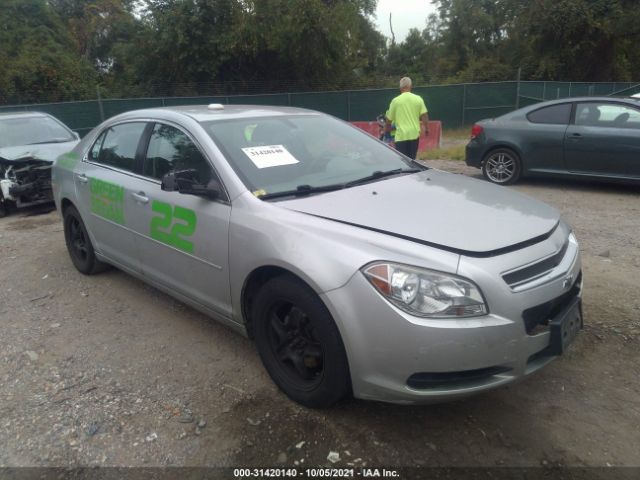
[1,0,639,105]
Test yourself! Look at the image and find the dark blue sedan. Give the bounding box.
[466,97,640,184]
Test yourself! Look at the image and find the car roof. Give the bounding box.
[109,104,322,124]
[526,96,640,108]
[0,111,51,120]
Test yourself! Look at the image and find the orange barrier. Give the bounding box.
[351,120,442,152]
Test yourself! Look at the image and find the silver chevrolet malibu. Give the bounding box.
[52,105,583,407]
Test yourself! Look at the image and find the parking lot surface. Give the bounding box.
[1,160,639,468]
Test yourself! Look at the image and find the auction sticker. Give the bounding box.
[241,145,299,169]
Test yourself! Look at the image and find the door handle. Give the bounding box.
[76,173,89,184]
[131,191,149,204]
[570,133,582,138]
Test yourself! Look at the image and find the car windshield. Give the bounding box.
[202,115,420,198]
[0,116,75,148]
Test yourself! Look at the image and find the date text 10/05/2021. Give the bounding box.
[233,467,400,478]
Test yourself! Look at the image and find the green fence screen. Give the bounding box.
[1,81,637,136]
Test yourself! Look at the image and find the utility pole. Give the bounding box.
[389,13,396,46]
[96,85,105,122]
[515,67,522,109]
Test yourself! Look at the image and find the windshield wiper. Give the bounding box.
[258,167,423,201]
[344,167,422,188]
[259,183,345,201]
[27,138,73,145]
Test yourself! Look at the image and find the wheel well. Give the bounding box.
[241,266,307,339]
[60,198,74,213]
[482,145,521,165]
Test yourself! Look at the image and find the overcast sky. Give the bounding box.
[374,0,437,42]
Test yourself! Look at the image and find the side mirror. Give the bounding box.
[161,170,222,200]
[73,131,81,140]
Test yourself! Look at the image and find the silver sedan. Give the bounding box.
[52,105,583,407]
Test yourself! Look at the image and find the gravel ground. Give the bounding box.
[1,163,639,470]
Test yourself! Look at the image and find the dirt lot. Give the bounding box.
[1,162,639,471]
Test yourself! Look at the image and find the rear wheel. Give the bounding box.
[63,205,110,275]
[252,275,351,408]
[482,148,522,185]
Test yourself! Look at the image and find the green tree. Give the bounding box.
[519,0,640,81]
[0,0,97,103]
[123,0,385,94]
[424,0,640,82]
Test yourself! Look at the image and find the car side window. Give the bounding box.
[143,123,214,185]
[94,123,146,172]
[575,103,640,129]
[88,131,106,162]
[527,104,572,125]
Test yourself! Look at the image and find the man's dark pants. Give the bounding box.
[395,139,419,159]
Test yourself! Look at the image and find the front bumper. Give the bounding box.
[321,231,582,404]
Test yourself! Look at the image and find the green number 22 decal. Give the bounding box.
[150,201,197,253]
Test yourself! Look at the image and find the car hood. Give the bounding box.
[278,170,560,256]
[0,141,79,163]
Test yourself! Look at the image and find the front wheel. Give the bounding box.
[482,148,522,185]
[252,275,351,408]
[63,205,110,275]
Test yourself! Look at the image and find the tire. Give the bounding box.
[252,274,351,408]
[482,148,522,185]
[63,205,110,275]
[0,190,9,218]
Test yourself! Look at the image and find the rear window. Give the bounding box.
[527,104,572,125]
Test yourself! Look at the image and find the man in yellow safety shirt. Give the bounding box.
[385,76,429,159]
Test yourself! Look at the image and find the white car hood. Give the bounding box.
[0,141,79,163]
[278,170,561,256]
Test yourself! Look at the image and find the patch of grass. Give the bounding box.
[419,143,466,161]
[442,127,471,141]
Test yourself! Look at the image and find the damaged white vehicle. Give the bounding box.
[0,112,79,217]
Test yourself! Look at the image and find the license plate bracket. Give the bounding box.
[548,298,583,356]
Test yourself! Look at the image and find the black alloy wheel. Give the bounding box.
[63,205,110,275]
[252,275,351,408]
[266,301,324,389]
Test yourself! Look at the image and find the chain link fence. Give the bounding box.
[1,81,638,136]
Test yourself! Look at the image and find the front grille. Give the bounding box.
[503,239,569,288]
[522,271,582,335]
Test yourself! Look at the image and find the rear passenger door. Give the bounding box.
[74,122,148,273]
[564,102,640,177]
[127,122,233,319]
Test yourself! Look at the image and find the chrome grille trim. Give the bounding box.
[502,234,578,292]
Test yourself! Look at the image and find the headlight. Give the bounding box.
[569,231,578,246]
[362,262,488,318]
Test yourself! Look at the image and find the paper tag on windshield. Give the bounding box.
[241,145,299,169]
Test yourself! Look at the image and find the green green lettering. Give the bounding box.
[89,177,125,225]
[149,200,197,253]
[56,152,79,169]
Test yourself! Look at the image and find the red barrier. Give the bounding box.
[351,120,442,152]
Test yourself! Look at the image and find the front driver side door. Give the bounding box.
[126,122,233,319]
[565,102,640,177]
